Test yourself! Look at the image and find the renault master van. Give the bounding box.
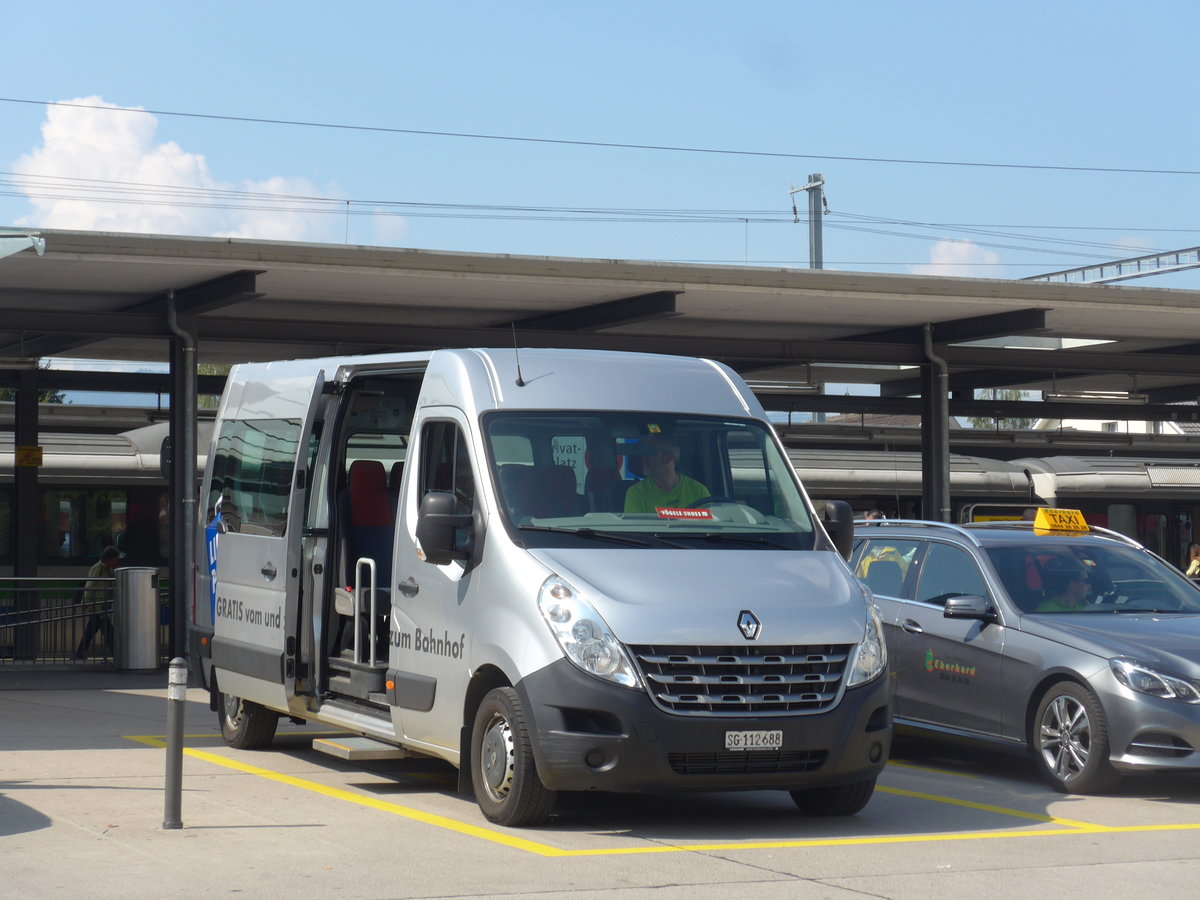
[193,348,890,826]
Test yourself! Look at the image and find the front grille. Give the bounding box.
[668,750,827,775]
[1126,732,1195,759]
[629,643,851,716]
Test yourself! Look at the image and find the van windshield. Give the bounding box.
[483,412,816,549]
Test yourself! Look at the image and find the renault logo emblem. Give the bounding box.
[737,610,761,640]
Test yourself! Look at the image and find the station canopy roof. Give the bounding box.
[3,229,1200,421]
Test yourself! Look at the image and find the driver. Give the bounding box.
[624,432,710,513]
[1036,556,1091,613]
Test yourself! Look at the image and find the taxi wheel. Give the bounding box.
[789,777,876,816]
[1032,681,1121,794]
[470,687,557,827]
[219,692,279,750]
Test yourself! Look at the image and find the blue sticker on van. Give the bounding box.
[205,513,220,621]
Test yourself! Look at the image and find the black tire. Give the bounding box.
[470,687,557,827]
[789,778,876,816]
[219,692,279,750]
[1031,680,1121,794]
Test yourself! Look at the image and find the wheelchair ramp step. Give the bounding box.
[312,736,406,761]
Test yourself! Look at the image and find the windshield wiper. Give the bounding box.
[694,533,790,549]
[1106,606,1182,614]
[517,525,658,547]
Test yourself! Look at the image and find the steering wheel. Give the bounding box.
[688,496,740,508]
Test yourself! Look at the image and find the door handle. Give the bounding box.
[261,563,278,580]
[900,618,923,634]
[398,577,419,598]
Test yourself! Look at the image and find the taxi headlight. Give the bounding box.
[847,601,888,688]
[538,576,641,689]
[1110,658,1200,704]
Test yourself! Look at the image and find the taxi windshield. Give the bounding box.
[483,411,816,549]
[986,541,1200,614]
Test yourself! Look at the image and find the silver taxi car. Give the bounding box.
[853,509,1200,794]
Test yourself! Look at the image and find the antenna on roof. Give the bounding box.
[511,324,526,387]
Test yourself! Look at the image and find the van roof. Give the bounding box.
[221,348,764,420]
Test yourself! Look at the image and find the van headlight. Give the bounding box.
[538,576,642,689]
[1110,658,1200,703]
[846,601,887,688]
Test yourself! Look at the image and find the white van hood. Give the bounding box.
[527,548,866,647]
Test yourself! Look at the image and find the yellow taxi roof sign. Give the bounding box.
[1033,507,1089,533]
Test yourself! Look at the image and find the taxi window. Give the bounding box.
[915,542,988,607]
[854,538,920,598]
[985,542,1200,615]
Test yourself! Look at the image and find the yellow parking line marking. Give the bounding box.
[128,735,565,855]
[876,785,1101,829]
[124,734,1200,856]
[887,759,979,778]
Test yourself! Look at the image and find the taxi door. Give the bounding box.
[891,540,1006,737]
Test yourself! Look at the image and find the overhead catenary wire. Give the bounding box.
[2,96,1199,177]
[0,171,1175,260]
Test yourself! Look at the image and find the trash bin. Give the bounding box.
[114,567,159,671]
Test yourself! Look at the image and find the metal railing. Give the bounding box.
[0,576,172,666]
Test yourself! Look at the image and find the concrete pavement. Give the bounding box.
[5,666,1200,899]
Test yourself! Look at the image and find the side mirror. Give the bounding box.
[943,595,993,621]
[415,491,473,566]
[822,499,854,560]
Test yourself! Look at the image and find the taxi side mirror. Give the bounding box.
[415,491,473,566]
[944,595,993,621]
[822,499,854,560]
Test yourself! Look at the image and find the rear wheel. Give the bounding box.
[1032,680,1121,794]
[470,687,557,826]
[219,692,279,750]
[789,778,876,816]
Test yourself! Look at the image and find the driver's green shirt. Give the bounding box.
[1035,596,1077,613]
[624,474,709,513]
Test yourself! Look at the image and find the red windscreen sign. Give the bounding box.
[655,507,713,520]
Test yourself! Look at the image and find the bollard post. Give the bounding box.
[163,656,187,830]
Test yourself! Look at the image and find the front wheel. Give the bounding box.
[1032,680,1121,794]
[219,692,279,750]
[789,778,876,816]
[470,687,557,827]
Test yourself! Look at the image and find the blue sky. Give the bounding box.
[3,0,1200,288]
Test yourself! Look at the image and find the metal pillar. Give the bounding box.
[808,173,824,270]
[166,293,198,660]
[920,325,951,522]
[13,368,39,657]
[789,175,826,270]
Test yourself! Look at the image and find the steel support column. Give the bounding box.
[921,325,951,522]
[166,294,198,660]
[168,339,184,659]
[13,368,39,657]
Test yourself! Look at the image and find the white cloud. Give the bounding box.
[13,97,343,242]
[366,210,410,247]
[909,238,1002,278]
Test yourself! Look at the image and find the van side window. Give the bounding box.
[420,421,475,516]
[208,419,302,537]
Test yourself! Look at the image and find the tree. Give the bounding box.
[197,362,231,409]
[968,388,1036,430]
[0,387,66,403]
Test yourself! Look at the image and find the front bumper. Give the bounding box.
[515,658,891,793]
[1097,675,1200,774]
